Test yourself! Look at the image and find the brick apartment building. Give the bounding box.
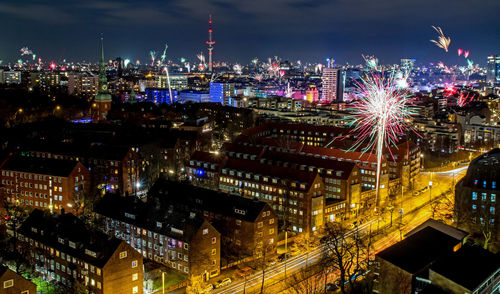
[17,209,143,294]
[148,180,278,260]
[0,265,37,294]
[0,156,90,213]
[94,193,221,281]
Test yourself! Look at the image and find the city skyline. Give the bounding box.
[0,0,499,65]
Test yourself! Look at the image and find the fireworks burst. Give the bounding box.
[457,48,463,56]
[430,26,451,52]
[457,92,474,107]
[363,55,379,70]
[348,72,418,206]
[149,50,157,67]
[464,50,470,58]
[233,64,242,75]
[253,73,263,82]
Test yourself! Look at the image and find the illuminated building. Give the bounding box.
[487,55,500,85]
[145,88,178,104]
[455,148,500,249]
[157,74,188,90]
[321,68,344,102]
[92,35,112,122]
[17,209,143,294]
[0,156,90,213]
[209,82,234,105]
[29,72,61,92]
[305,86,319,102]
[179,90,210,103]
[95,193,221,281]
[1,70,22,84]
[68,74,98,97]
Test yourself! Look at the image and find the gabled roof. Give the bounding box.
[2,156,81,177]
[149,179,272,222]
[377,226,460,274]
[18,209,123,268]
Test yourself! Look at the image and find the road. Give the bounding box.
[210,165,468,294]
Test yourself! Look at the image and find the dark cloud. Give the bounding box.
[0,0,498,65]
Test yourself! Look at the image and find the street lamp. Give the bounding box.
[429,181,433,218]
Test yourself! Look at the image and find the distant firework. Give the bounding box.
[457,48,463,56]
[458,92,474,107]
[348,72,418,207]
[430,26,451,52]
[464,50,470,58]
[444,83,457,96]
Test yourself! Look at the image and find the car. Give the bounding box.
[201,284,214,293]
[278,253,291,262]
[237,267,252,277]
[215,278,231,288]
[326,283,339,291]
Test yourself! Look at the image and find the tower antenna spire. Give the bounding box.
[206,14,215,72]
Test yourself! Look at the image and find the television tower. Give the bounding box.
[206,14,215,72]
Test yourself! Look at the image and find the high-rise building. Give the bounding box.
[321,68,344,102]
[145,88,178,104]
[1,71,22,84]
[209,82,234,105]
[68,74,98,97]
[157,74,188,90]
[487,55,500,85]
[92,36,112,122]
[29,72,61,92]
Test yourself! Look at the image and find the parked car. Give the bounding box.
[237,267,252,277]
[278,253,291,262]
[215,278,232,288]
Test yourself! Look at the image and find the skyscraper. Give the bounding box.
[321,68,345,102]
[92,35,112,122]
[209,82,234,105]
[487,55,500,86]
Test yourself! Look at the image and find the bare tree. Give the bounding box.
[319,222,373,294]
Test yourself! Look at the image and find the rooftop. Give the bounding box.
[377,226,460,274]
[2,156,82,177]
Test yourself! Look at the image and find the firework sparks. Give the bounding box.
[363,54,379,70]
[444,82,457,97]
[348,72,418,207]
[149,50,157,67]
[457,48,463,56]
[457,92,474,107]
[233,64,242,75]
[464,50,470,58]
[253,73,263,82]
[430,26,451,52]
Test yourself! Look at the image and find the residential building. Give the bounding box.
[145,88,178,104]
[148,180,278,260]
[0,265,37,294]
[179,90,210,103]
[29,72,61,92]
[94,193,221,281]
[455,148,500,250]
[17,209,143,294]
[157,74,188,90]
[0,156,90,213]
[68,74,98,97]
[2,71,22,85]
[209,82,234,105]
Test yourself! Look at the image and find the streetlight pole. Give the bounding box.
[429,181,433,218]
[162,271,165,294]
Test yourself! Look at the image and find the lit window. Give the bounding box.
[211,237,216,244]
[472,192,477,200]
[132,260,138,268]
[3,279,14,288]
[119,251,127,259]
[211,249,216,255]
[472,204,477,210]
[203,229,208,235]
[133,286,138,293]
[492,194,496,202]
[132,273,138,281]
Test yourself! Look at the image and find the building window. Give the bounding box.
[119,251,127,259]
[132,273,138,281]
[21,291,30,294]
[133,286,139,293]
[472,204,477,210]
[491,207,495,214]
[258,222,263,228]
[132,260,138,268]
[203,229,208,235]
[472,192,477,200]
[3,279,13,288]
[211,237,216,244]
[482,193,487,201]
[211,249,216,255]
[492,194,496,202]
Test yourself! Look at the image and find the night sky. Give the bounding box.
[1,0,499,65]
